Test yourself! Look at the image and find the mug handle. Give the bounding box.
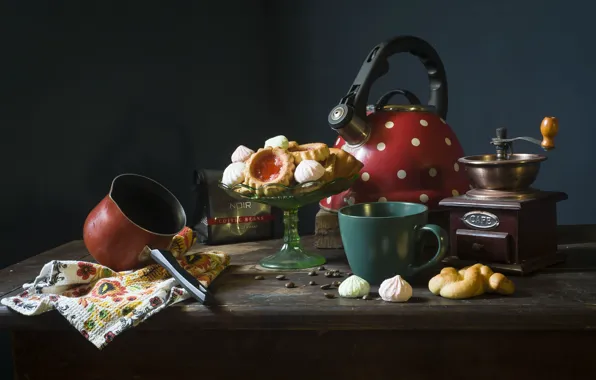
[408,224,448,275]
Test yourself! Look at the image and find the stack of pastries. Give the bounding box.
[222,135,363,196]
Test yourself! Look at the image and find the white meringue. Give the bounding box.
[222,162,246,186]
[379,275,412,302]
[231,145,254,163]
[338,275,370,298]
[264,135,289,150]
[294,160,325,183]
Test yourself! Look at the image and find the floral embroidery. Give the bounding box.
[91,280,126,299]
[0,227,231,350]
[76,262,97,280]
[104,332,115,343]
[149,296,162,308]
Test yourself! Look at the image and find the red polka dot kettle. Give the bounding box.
[320,35,469,212]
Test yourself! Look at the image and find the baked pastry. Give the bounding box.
[288,143,330,164]
[222,162,246,186]
[320,153,337,182]
[329,147,364,178]
[294,160,325,183]
[231,145,254,163]
[428,264,515,300]
[244,147,295,195]
[224,136,362,196]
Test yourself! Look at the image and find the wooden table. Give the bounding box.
[1,227,596,379]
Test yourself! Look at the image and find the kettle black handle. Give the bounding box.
[330,36,448,132]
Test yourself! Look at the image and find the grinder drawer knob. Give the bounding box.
[472,243,484,251]
[540,116,558,150]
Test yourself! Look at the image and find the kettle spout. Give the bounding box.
[328,104,370,146]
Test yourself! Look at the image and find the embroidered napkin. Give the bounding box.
[1,227,230,350]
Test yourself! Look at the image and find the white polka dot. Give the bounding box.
[361,172,370,181]
[429,168,437,177]
[420,194,429,203]
[440,118,446,124]
[348,197,355,205]
[385,121,394,129]
[454,163,460,172]
[397,170,407,179]
[335,138,341,146]
[326,197,332,204]
[445,137,452,146]
[378,197,387,202]
[420,119,428,127]
[452,189,460,196]
[377,142,386,151]
[411,138,420,147]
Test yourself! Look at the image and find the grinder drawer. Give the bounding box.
[455,229,512,263]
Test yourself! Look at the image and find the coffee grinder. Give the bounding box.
[439,116,567,275]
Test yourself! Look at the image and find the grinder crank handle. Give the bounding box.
[150,249,215,306]
[540,116,558,151]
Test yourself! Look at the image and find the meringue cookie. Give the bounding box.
[379,275,412,302]
[338,275,370,298]
[231,145,254,163]
[294,160,325,183]
[264,135,289,150]
[222,162,246,186]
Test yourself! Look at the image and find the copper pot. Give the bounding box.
[83,173,213,304]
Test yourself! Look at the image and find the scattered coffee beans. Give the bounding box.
[324,293,335,299]
[324,272,333,278]
[254,275,264,280]
[309,281,316,286]
[308,271,317,276]
[320,284,331,290]
[285,282,295,288]
[332,272,342,278]
[318,266,326,271]
[276,275,286,280]
[332,281,341,287]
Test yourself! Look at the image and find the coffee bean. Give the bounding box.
[320,284,331,290]
[309,281,316,286]
[285,282,295,288]
[254,275,264,280]
[324,272,333,278]
[324,293,335,299]
[331,269,339,273]
[362,295,372,300]
[332,281,341,287]
[332,272,342,278]
[276,275,286,280]
[318,266,326,271]
[308,271,317,276]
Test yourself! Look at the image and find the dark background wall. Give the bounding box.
[0,0,594,374]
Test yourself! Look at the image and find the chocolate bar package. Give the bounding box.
[191,169,274,245]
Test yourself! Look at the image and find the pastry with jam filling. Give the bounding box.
[244,147,295,196]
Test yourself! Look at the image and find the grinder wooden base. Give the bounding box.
[439,191,568,275]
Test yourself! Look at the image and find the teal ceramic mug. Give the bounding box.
[338,201,448,285]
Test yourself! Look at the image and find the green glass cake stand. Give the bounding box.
[219,175,357,270]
